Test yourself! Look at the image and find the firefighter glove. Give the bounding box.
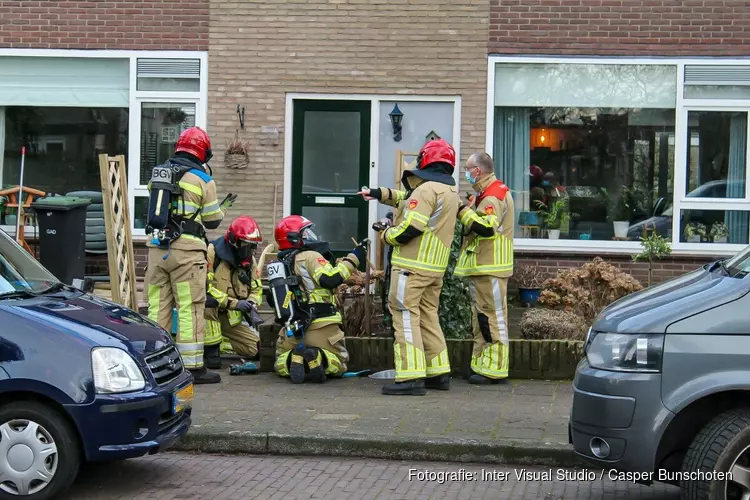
[352,243,367,264]
[220,193,238,210]
[235,299,254,313]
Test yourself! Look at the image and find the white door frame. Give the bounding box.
[283,93,462,259]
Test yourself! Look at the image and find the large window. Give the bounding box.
[1,106,128,223]
[493,63,677,242]
[490,59,750,252]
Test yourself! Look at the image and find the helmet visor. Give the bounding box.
[301,226,318,242]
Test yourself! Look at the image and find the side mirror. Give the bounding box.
[72,277,95,293]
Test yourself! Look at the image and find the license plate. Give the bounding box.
[151,166,173,183]
[172,383,194,414]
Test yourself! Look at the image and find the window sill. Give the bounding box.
[514,238,740,258]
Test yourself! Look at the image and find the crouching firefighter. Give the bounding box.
[455,152,514,385]
[203,216,265,370]
[267,215,366,384]
[144,126,237,384]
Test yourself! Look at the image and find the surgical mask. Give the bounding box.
[465,170,475,184]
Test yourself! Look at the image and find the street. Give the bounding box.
[63,452,681,499]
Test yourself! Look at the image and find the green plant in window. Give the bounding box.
[633,226,672,287]
[709,222,729,243]
[535,197,570,230]
[685,222,707,242]
[162,108,187,126]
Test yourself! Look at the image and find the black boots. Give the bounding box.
[468,373,506,385]
[289,351,306,384]
[190,367,221,384]
[204,344,222,370]
[425,374,450,391]
[382,379,426,396]
[304,348,326,384]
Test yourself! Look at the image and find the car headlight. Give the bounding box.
[586,332,664,373]
[91,347,146,394]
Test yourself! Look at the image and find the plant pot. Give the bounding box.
[687,235,701,243]
[518,287,541,307]
[613,221,629,238]
[5,215,16,226]
[548,229,560,239]
[714,236,728,243]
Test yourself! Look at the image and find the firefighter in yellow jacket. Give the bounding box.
[455,152,514,385]
[359,138,459,396]
[144,127,236,385]
[270,215,366,384]
[203,216,264,370]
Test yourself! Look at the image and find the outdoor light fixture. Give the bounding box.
[389,104,404,142]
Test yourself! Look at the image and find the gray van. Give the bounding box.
[569,250,750,499]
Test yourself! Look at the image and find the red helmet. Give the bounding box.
[226,216,262,247]
[274,215,317,251]
[175,126,213,163]
[417,139,455,170]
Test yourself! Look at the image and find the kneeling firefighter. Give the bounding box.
[144,126,235,385]
[267,215,366,383]
[203,216,265,370]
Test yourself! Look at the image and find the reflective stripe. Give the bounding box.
[275,351,291,376]
[426,349,450,377]
[491,278,508,344]
[178,180,203,196]
[201,201,221,217]
[228,309,243,327]
[396,273,412,344]
[207,271,230,308]
[393,343,426,381]
[384,211,430,245]
[455,235,513,276]
[320,348,343,375]
[204,319,222,346]
[175,282,194,343]
[471,342,508,379]
[177,343,203,369]
[147,285,161,323]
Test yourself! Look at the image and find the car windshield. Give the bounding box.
[722,246,750,276]
[0,230,59,296]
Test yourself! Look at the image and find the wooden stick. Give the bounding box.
[272,182,280,228]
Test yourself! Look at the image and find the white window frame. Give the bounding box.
[0,49,208,241]
[486,55,750,257]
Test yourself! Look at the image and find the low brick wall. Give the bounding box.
[257,326,583,380]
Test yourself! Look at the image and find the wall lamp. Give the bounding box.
[389,104,403,142]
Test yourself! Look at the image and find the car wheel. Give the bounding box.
[0,402,80,500]
[681,408,750,500]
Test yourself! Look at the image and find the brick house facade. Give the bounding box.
[488,0,750,286]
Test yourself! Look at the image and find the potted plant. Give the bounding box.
[162,108,187,126]
[685,222,707,243]
[535,197,570,240]
[224,139,250,170]
[633,225,672,287]
[606,187,633,239]
[513,265,546,307]
[710,222,729,243]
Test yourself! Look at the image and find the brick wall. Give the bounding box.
[514,251,715,288]
[489,0,750,56]
[208,0,489,241]
[0,0,209,50]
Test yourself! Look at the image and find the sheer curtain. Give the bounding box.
[726,113,747,243]
[494,107,529,235]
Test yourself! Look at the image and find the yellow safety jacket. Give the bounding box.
[378,180,459,276]
[455,174,514,278]
[291,249,359,328]
[205,243,263,327]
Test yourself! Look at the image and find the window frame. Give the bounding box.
[0,49,208,241]
[486,55,750,257]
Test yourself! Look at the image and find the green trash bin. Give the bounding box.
[31,196,92,285]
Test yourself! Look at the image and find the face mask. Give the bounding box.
[236,244,253,262]
[464,170,475,184]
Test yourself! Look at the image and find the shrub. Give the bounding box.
[520,308,589,341]
[538,256,643,323]
[512,265,546,289]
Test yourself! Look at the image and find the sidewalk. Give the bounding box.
[172,371,578,466]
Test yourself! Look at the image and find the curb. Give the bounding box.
[170,429,582,467]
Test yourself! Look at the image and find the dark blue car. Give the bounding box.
[0,230,193,499]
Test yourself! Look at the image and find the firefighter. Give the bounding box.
[203,216,264,370]
[358,138,459,396]
[270,215,366,384]
[144,126,235,385]
[455,152,514,385]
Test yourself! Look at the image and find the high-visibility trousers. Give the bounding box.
[145,247,207,370]
[388,267,450,382]
[273,323,348,377]
[468,275,509,380]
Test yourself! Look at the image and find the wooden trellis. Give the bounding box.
[98,154,138,310]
